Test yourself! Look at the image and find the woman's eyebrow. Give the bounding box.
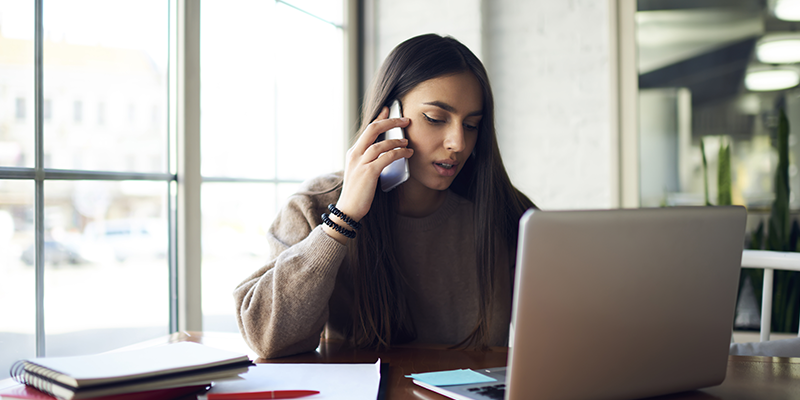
[423,101,483,117]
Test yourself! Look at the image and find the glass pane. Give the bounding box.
[43,180,169,357]
[275,3,344,181]
[0,180,35,379]
[201,183,277,332]
[201,0,276,179]
[42,0,168,173]
[0,0,35,168]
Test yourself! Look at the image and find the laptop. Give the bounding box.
[413,206,747,400]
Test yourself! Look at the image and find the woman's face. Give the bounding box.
[399,71,483,193]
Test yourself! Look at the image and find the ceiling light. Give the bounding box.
[756,34,800,64]
[745,67,800,91]
[774,0,800,21]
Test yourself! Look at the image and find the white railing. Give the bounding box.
[740,250,800,341]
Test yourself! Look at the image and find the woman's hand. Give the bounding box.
[324,107,413,243]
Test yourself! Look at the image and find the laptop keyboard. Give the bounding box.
[468,383,506,399]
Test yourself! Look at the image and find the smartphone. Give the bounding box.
[378,100,410,192]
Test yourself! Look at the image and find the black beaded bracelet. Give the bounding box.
[321,213,356,239]
[327,204,362,230]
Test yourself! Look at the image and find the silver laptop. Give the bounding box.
[413,206,746,400]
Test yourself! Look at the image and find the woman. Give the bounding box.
[234,34,535,359]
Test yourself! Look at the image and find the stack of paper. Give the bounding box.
[202,360,382,400]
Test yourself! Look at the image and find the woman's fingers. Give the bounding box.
[352,107,410,155]
[350,107,390,155]
[363,139,412,167]
[347,140,412,181]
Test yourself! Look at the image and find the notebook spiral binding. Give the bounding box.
[10,360,61,398]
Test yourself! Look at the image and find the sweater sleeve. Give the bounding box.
[233,186,347,359]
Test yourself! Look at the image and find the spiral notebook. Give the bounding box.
[0,382,209,400]
[9,342,252,399]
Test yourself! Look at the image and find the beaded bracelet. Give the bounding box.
[321,213,356,239]
[327,204,362,231]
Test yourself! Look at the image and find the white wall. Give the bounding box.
[373,0,484,68]
[370,0,618,210]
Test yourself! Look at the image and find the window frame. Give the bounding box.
[0,0,183,356]
[0,0,359,356]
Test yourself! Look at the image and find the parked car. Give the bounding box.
[82,219,167,262]
[20,240,85,266]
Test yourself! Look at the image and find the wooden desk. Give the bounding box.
[1,331,796,399]
[142,331,799,400]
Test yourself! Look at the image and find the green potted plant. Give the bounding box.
[744,109,799,333]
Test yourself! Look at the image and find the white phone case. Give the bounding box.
[379,100,410,192]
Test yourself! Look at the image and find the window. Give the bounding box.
[199,0,346,332]
[0,0,354,380]
[0,0,170,379]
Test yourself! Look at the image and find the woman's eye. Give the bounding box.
[464,123,479,132]
[422,113,443,124]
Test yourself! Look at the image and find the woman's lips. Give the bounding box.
[433,160,458,177]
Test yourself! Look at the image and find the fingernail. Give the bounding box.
[400,117,409,122]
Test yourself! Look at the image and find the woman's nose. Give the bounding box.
[444,125,466,152]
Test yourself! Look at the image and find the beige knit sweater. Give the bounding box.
[233,172,512,359]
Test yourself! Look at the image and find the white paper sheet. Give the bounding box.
[199,360,381,400]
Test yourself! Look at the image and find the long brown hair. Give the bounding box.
[349,34,535,349]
